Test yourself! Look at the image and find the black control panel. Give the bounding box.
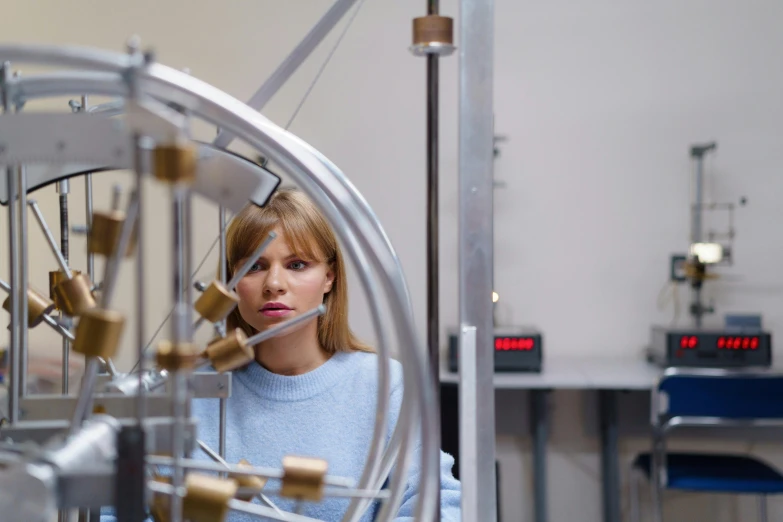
[448,328,543,373]
[647,326,772,368]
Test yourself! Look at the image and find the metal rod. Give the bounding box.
[134,141,146,422]
[226,231,277,290]
[169,186,187,522]
[57,180,71,395]
[17,167,29,400]
[6,164,20,423]
[245,304,326,346]
[146,455,355,487]
[219,398,227,461]
[196,440,284,515]
[100,192,139,309]
[84,97,95,282]
[212,0,360,149]
[28,200,73,279]
[458,0,498,517]
[111,184,122,211]
[67,357,100,436]
[425,33,442,522]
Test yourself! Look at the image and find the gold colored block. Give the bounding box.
[194,281,239,324]
[72,308,125,359]
[54,273,96,317]
[183,473,238,522]
[412,15,454,45]
[205,329,253,373]
[2,287,55,328]
[231,459,266,501]
[156,341,201,371]
[280,455,328,502]
[153,143,197,184]
[49,269,81,309]
[89,210,137,257]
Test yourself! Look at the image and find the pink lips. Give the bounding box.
[261,302,293,318]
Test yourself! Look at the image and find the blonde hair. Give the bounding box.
[225,188,373,354]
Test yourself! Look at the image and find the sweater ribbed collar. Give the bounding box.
[234,351,353,401]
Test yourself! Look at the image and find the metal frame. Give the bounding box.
[634,367,783,522]
[458,0,498,520]
[0,39,437,522]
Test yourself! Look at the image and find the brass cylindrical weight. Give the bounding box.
[194,281,239,323]
[54,273,96,317]
[89,210,137,257]
[156,341,201,371]
[204,329,253,372]
[412,15,454,46]
[280,455,328,501]
[72,308,125,359]
[153,143,197,184]
[2,287,55,328]
[150,476,171,522]
[183,473,238,522]
[231,459,266,501]
[49,269,81,309]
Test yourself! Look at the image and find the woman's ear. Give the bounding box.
[324,267,335,294]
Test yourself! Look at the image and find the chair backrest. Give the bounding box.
[654,369,783,425]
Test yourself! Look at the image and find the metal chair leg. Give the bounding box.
[758,495,768,522]
[629,468,640,522]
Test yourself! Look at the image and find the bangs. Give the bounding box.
[228,200,329,273]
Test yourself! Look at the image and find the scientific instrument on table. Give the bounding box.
[647,142,772,368]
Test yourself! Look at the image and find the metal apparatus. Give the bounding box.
[648,142,770,368]
[0,37,437,522]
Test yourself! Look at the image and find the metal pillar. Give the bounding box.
[458,0,498,519]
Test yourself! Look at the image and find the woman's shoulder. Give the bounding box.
[340,350,404,392]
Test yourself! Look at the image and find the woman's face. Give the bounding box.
[234,227,334,334]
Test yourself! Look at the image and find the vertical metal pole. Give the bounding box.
[530,390,548,522]
[3,62,20,425]
[599,390,620,522]
[135,145,146,422]
[58,179,71,394]
[218,204,228,462]
[17,166,29,400]
[6,167,19,423]
[83,96,95,283]
[424,1,442,518]
[458,0,498,519]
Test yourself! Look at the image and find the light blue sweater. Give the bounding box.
[102,351,461,521]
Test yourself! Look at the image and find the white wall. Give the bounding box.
[3,1,783,521]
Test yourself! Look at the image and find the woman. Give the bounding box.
[193,188,461,521]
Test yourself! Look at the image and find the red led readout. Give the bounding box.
[679,336,699,349]
[495,337,535,351]
[717,336,760,350]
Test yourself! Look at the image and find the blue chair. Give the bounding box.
[630,368,783,522]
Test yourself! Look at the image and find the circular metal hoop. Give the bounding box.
[0,43,438,522]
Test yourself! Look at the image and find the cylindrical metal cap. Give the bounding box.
[72,308,125,359]
[280,455,328,501]
[156,341,201,371]
[153,143,197,184]
[54,274,96,317]
[205,329,253,373]
[183,473,238,522]
[50,269,81,310]
[2,287,55,328]
[231,459,266,501]
[413,15,454,45]
[89,210,137,257]
[194,281,239,324]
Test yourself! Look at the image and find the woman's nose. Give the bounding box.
[263,264,287,295]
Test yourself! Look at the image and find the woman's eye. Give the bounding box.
[248,262,263,273]
[289,260,308,270]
